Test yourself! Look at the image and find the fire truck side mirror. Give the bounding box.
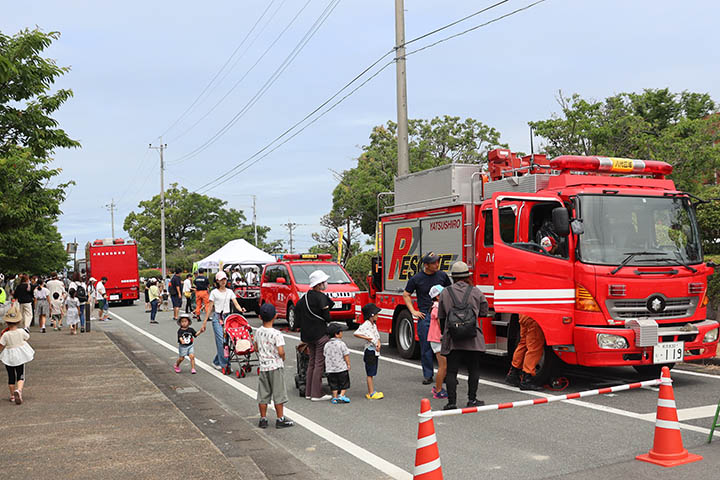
[552,207,570,237]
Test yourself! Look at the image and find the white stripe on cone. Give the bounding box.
[414,458,442,476]
[655,419,680,430]
[416,433,437,449]
[657,398,676,409]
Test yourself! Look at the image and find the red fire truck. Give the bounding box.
[86,238,140,305]
[354,149,719,380]
[260,254,360,330]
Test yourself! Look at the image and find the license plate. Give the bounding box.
[109,294,120,301]
[653,341,684,364]
[333,301,343,309]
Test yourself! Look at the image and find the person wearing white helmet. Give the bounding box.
[296,270,333,401]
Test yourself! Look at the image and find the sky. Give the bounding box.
[4,0,720,260]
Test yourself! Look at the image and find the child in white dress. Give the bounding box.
[0,310,35,404]
[64,288,81,335]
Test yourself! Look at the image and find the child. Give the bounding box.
[148,278,160,324]
[254,303,294,429]
[64,288,81,335]
[0,309,35,404]
[50,292,63,331]
[324,323,351,404]
[427,285,448,399]
[354,303,384,400]
[175,314,199,373]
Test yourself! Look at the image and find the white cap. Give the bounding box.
[216,271,228,281]
[89,277,96,282]
[429,284,444,299]
[308,270,330,288]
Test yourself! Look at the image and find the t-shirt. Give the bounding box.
[170,275,182,297]
[182,278,192,294]
[148,285,160,302]
[50,297,63,316]
[246,271,256,284]
[177,327,198,345]
[254,326,285,371]
[209,288,235,314]
[34,287,50,301]
[69,281,88,304]
[355,320,381,352]
[194,276,209,291]
[65,297,80,321]
[297,290,333,343]
[13,283,34,304]
[46,279,65,300]
[323,337,350,373]
[0,329,29,348]
[231,272,243,284]
[96,281,106,300]
[404,270,451,314]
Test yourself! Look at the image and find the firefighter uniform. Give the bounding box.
[505,314,545,390]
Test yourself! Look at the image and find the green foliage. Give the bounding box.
[707,255,720,317]
[0,28,79,274]
[344,251,375,291]
[332,115,506,235]
[123,184,278,269]
[696,186,720,255]
[139,268,163,281]
[310,213,362,265]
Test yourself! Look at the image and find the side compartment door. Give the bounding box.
[276,265,291,316]
[492,193,575,345]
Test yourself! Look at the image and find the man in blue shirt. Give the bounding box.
[403,252,451,384]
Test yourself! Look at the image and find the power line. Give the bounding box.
[167,0,340,166]
[190,0,548,193]
[159,0,280,138]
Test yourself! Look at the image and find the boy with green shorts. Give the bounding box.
[254,303,294,429]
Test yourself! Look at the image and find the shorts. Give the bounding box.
[51,314,62,322]
[430,341,442,354]
[257,368,288,405]
[327,370,350,392]
[98,299,107,311]
[178,344,194,357]
[364,348,379,377]
[170,295,182,308]
[35,301,49,318]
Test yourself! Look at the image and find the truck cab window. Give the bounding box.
[528,202,568,258]
[499,207,516,244]
[483,210,493,246]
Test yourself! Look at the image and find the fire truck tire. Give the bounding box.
[633,363,674,378]
[533,346,560,385]
[395,310,419,359]
[287,304,298,331]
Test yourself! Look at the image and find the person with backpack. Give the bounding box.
[437,261,488,411]
[69,273,88,333]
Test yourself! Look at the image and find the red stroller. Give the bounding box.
[222,314,259,378]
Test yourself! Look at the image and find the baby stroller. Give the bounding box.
[294,342,328,397]
[222,314,259,378]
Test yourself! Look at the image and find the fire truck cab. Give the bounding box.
[356,149,719,380]
[260,254,360,330]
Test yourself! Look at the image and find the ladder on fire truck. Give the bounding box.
[709,398,720,443]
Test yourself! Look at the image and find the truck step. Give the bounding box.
[484,348,508,357]
[491,320,509,327]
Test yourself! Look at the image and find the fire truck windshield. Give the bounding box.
[577,194,702,267]
[290,264,352,285]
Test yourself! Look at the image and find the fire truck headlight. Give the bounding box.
[597,333,628,349]
[703,328,719,343]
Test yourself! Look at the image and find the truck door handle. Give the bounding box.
[498,275,516,281]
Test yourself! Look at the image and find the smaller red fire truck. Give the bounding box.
[354,149,719,381]
[260,254,360,330]
[85,238,140,305]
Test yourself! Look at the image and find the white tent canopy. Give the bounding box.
[197,239,275,270]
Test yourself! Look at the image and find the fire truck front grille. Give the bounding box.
[606,296,697,320]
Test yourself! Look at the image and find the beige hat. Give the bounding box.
[215,271,228,281]
[3,303,21,324]
[450,261,471,278]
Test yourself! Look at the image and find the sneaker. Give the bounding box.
[432,387,448,399]
[258,417,268,429]
[191,368,197,374]
[174,366,181,373]
[331,397,340,404]
[212,364,222,371]
[339,395,351,403]
[276,417,295,428]
[442,403,457,411]
[311,395,332,402]
[422,377,433,385]
[466,399,485,408]
[366,391,384,400]
[13,390,22,405]
[41,328,46,333]
[150,320,159,324]
[80,328,85,333]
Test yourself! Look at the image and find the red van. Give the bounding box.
[260,254,360,330]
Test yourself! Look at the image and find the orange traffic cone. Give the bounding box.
[636,366,702,467]
[414,398,443,479]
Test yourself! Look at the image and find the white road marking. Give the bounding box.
[672,368,720,380]
[109,312,412,480]
[636,404,720,422]
[278,331,719,439]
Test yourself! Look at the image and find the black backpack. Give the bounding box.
[445,285,477,340]
[76,284,88,303]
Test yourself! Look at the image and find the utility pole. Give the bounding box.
[283,221,298,254]
[395,0,410,176]
[252,195,258,246]
[149,140,168,279]
[104,198,116,238]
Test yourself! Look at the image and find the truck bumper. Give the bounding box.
[571,320,719,367]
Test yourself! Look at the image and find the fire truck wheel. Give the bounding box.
[633,363,674,379]
[533,346,560,385]
[287,304,298,331]
[395,310,419,359]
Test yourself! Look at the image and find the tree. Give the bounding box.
[332,115,506,235]
[0,29,79,274]
[310,213,362,264]
[123,184,279,268]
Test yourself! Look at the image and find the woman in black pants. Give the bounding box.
[297,270,333,402]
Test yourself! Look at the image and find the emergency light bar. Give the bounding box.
[550,155,673,178]
[282,253,332,261]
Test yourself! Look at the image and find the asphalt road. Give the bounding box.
[97,303,720,479]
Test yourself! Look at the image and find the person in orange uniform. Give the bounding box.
[505,314,544,391]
